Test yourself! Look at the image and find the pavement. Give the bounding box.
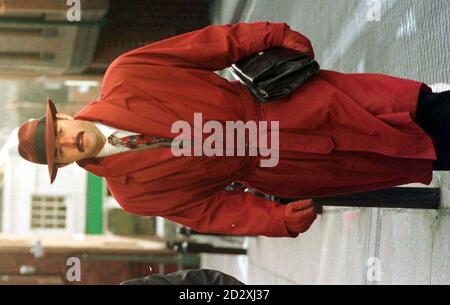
[199,0,450,284]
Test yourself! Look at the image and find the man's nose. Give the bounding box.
[59,135,76,147]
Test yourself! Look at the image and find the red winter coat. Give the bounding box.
[75,22,436,237]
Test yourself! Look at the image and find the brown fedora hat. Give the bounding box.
[18,98,58,184]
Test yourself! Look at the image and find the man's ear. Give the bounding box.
[56,162,73,169]
[56,113,74,120]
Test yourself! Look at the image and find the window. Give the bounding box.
[30,195,66,230]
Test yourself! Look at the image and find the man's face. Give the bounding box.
[54,114,105,165]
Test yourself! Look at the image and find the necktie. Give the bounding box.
[108,134,173,149]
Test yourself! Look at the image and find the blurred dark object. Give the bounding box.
[283,187,441,210]
[178,226,232,237]
[167,241,247,255]
[120,269,244,285]
[91,0,212,74]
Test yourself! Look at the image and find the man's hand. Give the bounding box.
[282,26,315,59]
[284,199,318,236]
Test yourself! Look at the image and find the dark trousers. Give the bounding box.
[414,87,450,170]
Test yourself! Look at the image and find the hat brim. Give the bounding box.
[45,98,58,183]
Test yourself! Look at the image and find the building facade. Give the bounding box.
[0,128,91,235]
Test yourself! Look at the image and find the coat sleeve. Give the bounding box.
[111,21,314,71]
[115,187,294,238]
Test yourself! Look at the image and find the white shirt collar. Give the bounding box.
[95,122,116,138]
[94,122,130,158]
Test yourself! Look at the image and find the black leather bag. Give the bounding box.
[229,47,320,103]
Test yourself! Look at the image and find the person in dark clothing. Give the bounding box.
[415,89,450,170]
[120,269,244,285]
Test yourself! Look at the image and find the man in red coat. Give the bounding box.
[17,22,449,237]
